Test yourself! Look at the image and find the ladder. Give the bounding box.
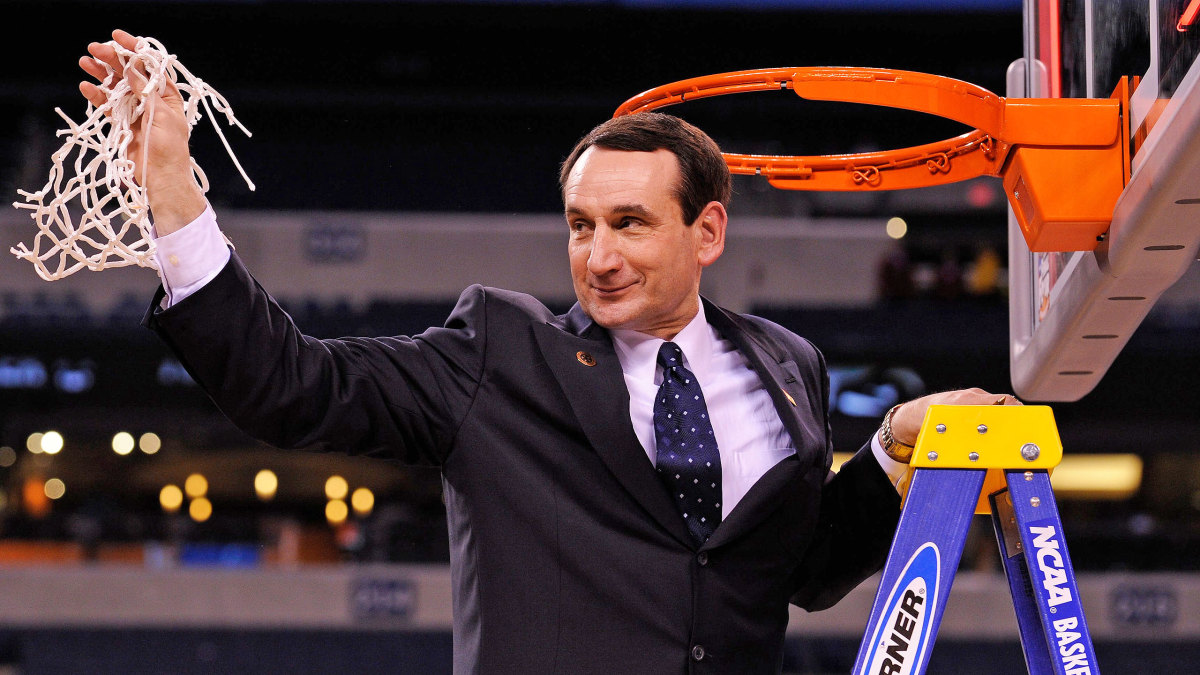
[853,405,1099,675]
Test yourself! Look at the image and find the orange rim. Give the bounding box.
[614,67,1116,191]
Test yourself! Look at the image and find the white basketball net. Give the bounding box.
[11,35,254,281]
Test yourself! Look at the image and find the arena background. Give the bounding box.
[2,1,1199,672]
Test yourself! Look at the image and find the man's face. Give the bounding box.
[563,147,724,339]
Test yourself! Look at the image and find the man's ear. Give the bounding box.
[694,201,727,268]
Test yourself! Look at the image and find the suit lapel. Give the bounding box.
[701,299,823,549]
[532,307,694,548]
[703,299,819,464]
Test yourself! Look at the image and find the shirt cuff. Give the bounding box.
[871,431,910,489]
[153,203,231,308]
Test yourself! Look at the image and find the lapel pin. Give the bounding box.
[783,390,797,407]
[576,351,596,367]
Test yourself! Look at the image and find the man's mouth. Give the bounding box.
[592,283,633,297]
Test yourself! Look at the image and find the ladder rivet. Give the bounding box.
[927,451,939,461]
[1030,497,1041,507]
[935,424,947,434]
[977,424,988,434]
[1024,471,1034,481]
[968,452,979,462]
[1021,443,1041,461]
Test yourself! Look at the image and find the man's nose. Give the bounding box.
[587,224,622,276]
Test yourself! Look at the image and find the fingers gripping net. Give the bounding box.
[11,35,254,281]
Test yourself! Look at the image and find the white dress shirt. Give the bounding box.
[153,209,908,509]
[610,308,799,519]
[153,203,230,307]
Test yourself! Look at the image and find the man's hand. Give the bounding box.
[79,29,205,235]
[881,388,1021,462]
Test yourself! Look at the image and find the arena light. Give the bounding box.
[0,447,15,467]
[26,432,44,454]
[351,487,375,516]
[885,217,908,239]
[185,473,208,498]
[112,432,135,455]
[139,432,162,455]
[1050,454,1143,499]
[326,499,349,525]
[190,497,213,522]
[43,478,66,500]
[325,475,349,501]
[40,431,64,455]
[23,478,49,518]
[254,470,278,501]
[160,485,184,513]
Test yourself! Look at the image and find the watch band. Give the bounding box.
[879,403,915,463]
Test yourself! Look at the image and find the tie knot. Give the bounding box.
[657,341,684,371]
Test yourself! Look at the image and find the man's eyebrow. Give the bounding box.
[564,204,654,218]
[612,204,653,219]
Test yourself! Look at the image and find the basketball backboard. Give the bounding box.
[1009,0,1200,401]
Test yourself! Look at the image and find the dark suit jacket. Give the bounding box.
[146,252,900,674]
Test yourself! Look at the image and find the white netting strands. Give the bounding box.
[11,35,253,280]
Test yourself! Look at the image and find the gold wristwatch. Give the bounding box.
[879,403,915,463]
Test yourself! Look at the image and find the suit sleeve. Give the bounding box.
[790,346,901,611]
[143,251,485,466]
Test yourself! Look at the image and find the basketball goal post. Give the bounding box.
[612,46,1200,404]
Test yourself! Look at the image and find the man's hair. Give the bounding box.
[559,112,732,225]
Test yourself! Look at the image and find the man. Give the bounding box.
[81,30,1016,674]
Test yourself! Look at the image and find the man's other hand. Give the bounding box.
[883,388,1021,461]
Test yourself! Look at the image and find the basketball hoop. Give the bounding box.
[615,67,1129,252]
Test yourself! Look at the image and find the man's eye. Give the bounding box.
[618,218,639,229]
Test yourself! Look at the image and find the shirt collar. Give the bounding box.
[609,300,715,384]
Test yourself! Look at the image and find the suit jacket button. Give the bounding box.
[696,552,708,566]
[691,645,706,661]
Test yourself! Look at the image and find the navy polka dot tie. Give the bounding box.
[653,341,722,545]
